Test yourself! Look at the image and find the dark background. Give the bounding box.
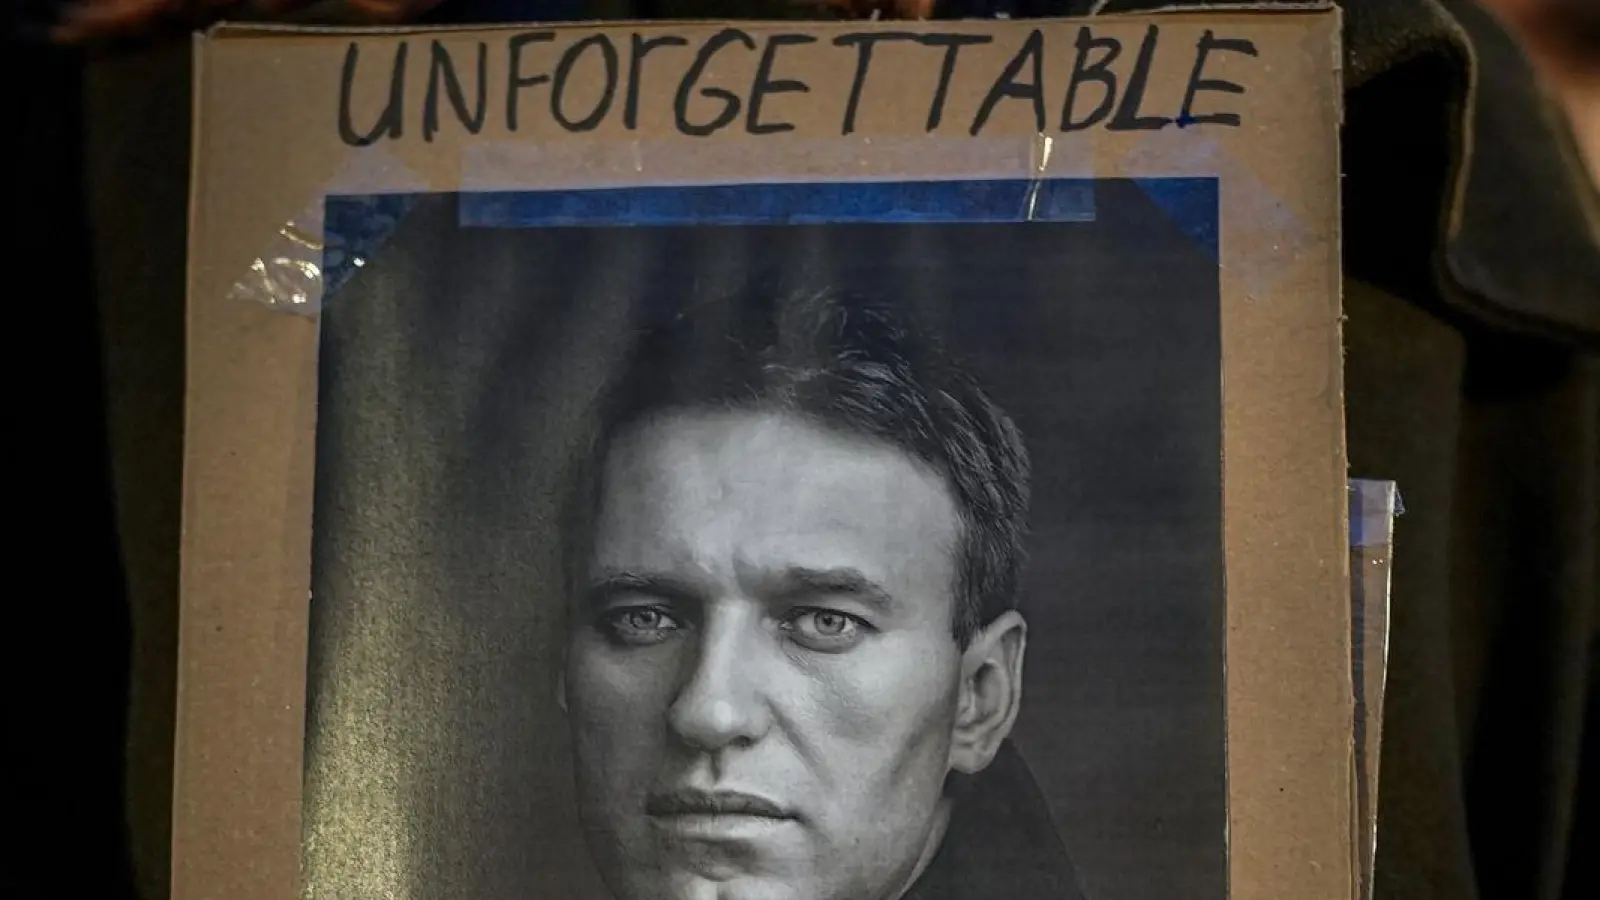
[306,179,1226,900]
[22,4,1597,900]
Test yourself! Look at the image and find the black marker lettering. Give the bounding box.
[1179,31,1257,127]
[970,28,1045,136]
[423,41,487,142]
[626,33,688,130]
[920,33,991,132]
[1109,25,1171,131]
[833,32,917,135]
[338,41,407,147]
[551,35,619,132]
[506,31,555,132]
[1060,27,1121,132]
[675,28,757,137]
[747,34,816,135]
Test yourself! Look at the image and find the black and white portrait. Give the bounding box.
[304,178,1226,900]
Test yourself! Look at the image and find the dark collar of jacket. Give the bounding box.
[901,741,1089,900]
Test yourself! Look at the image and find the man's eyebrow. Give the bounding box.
[583,571,702,606]
[769,566,898,612]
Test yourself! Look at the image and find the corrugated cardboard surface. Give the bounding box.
[178,10,1348,899]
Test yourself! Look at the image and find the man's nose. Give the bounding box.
[666,607,772,753]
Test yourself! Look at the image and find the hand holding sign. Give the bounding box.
[795,0,937,19]
[51,0,445,44]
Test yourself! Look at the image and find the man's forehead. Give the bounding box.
[591,409,961,590]
[601,409,946,503]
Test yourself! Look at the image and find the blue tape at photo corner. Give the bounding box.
[321,178,1219,301]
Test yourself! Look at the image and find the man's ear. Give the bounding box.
[949,610,1027,775]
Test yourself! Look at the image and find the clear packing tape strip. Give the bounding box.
[225,221,325,312]
[1348,478,1401,900]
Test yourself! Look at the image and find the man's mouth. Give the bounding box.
[646,788,795,820]
[645,788,798,840]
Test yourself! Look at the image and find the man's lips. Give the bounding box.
[646,788,799,842]
[645,788,796,820]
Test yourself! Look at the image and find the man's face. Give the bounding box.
[564,409,967,900]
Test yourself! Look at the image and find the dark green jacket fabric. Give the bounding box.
[16,1,1598,899]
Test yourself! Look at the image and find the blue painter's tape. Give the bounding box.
[1134,178,1220,262]
[455,179,1099,229]
[316,178,1224,309]
[323,193,424,299]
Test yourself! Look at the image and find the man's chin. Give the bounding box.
[623,869,808,900]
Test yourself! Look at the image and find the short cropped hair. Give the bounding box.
[563,290,1031,645]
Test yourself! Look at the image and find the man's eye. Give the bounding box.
[601,606,682,645]
[809,611,852,636]
[782,609,871,651]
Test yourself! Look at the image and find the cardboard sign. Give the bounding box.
[178,9,1348,900]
